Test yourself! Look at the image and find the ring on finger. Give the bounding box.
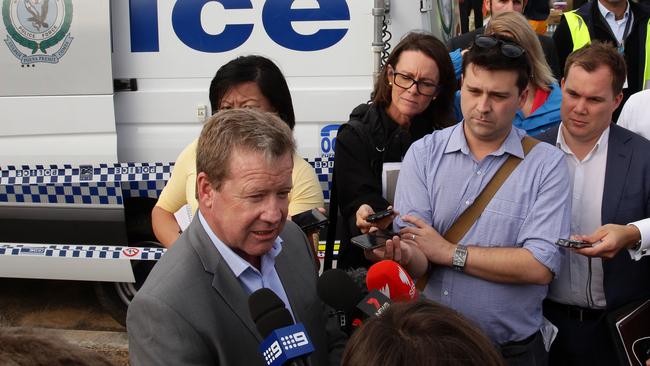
[411,233,416,241]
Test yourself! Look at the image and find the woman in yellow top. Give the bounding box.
[152,55,324,247]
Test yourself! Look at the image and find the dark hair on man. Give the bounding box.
[564,41,627,96]
[462,35,530,93]
[197,108,295,191]
[341,299,506,366]
[208,55,296,130]
[0,328,115,366]
[373,32,457,128]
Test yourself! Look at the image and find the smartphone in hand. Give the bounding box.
[351,229,398,250]
[555,238,593,249]
[366,208,394,223]
[292,208,328,233]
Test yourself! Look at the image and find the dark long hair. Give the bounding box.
[372,32,456,128]
[209,55,296,130]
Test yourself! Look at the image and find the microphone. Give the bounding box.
[317,269,392,333]
[248,288,314,366]
[366,260,418,302]
[345,267,369,298]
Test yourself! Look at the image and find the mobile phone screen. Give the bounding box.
[292,208,328,232]
[366,208,394,223]
[351,230,397,250]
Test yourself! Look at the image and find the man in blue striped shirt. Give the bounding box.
[366,36,571,365]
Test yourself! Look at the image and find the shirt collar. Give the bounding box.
[445,122,526,159]
[598,0,630,22]
[198,211,283,278]
[556,123,611,159]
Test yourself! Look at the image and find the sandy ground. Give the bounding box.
[0,278,128,365]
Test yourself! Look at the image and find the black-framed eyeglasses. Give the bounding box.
[391,72,439,96]
[473,35,526,59]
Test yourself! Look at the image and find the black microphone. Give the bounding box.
[248,288,313,366]
[317,269,392,334]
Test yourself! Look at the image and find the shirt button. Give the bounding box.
[476,171,481,175]
[443,290,449,296]
[465,200,470,205]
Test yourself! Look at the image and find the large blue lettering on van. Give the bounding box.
[263,0,349,51]
[130,0,350,53]
[171,0,254,52]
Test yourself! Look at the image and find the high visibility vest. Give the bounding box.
[564,10,650,89]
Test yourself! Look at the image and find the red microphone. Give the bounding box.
[366,260,418,302]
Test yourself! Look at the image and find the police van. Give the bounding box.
[0,0,459,324]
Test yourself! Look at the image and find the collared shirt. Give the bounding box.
[598,0,633,45]
[629,218,650,260]
[198,212,294,317]
[548,124,610,308]
[393,123,571,344]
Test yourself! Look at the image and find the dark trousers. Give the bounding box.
[543,300,620,366]
[499,331,548,366]
[459,0,483,34]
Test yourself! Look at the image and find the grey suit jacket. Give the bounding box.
[127,218,346,366]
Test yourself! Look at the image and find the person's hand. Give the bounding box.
[355,204,398,234]
[399,215,455,266]
[575,224,641,259]
[364,233,419,267]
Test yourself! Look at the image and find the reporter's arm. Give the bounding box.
[152,140,197,247]
[400,215,554,285]
[575,223,643,259]
[152,206,181,248]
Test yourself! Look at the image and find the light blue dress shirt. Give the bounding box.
[393,123,571,344]
[198,212,294,318]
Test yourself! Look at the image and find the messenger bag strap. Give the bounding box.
[415,136,539,291]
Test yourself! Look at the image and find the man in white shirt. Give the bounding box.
[537,42,650,366]
[618,89,650,139]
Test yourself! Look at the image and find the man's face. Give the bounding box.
[460,64,527,144]
[197,148,293,261]
[560,65,623,144]
[489,0,526,15]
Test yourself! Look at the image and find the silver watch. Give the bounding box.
[452,244,468,271]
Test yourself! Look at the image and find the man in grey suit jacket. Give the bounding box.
[447,0,561,79]
[127,109,346,366]
[536,42,650,366]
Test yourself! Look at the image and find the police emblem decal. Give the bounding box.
[2,0,73,64]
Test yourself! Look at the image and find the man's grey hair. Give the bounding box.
[196,108,296,191]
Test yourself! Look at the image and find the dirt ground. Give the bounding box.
[0,278,128,365]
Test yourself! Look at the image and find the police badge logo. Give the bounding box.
[2,0,73,64]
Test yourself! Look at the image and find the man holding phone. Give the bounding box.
[537,42,650,366]
[366,37,571,365]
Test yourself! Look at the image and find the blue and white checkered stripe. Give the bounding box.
[306,156,334,200]
[1,158,334,204]
[0,182,123,205]
[0,163,174,205]
[0,163,173,185]
[0,244,166,261]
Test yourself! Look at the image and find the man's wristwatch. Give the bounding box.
[452,244,468,271]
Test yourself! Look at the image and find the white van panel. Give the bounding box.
[0,0,112,96]
[0,95,117,166]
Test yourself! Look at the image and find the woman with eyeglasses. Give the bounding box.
[450,11,560,136]
[152,55,324,248]
[331,32,457,270]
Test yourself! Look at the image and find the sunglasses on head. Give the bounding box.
[473,35,526,58]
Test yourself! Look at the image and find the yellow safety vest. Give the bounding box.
[564,10,650,89]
